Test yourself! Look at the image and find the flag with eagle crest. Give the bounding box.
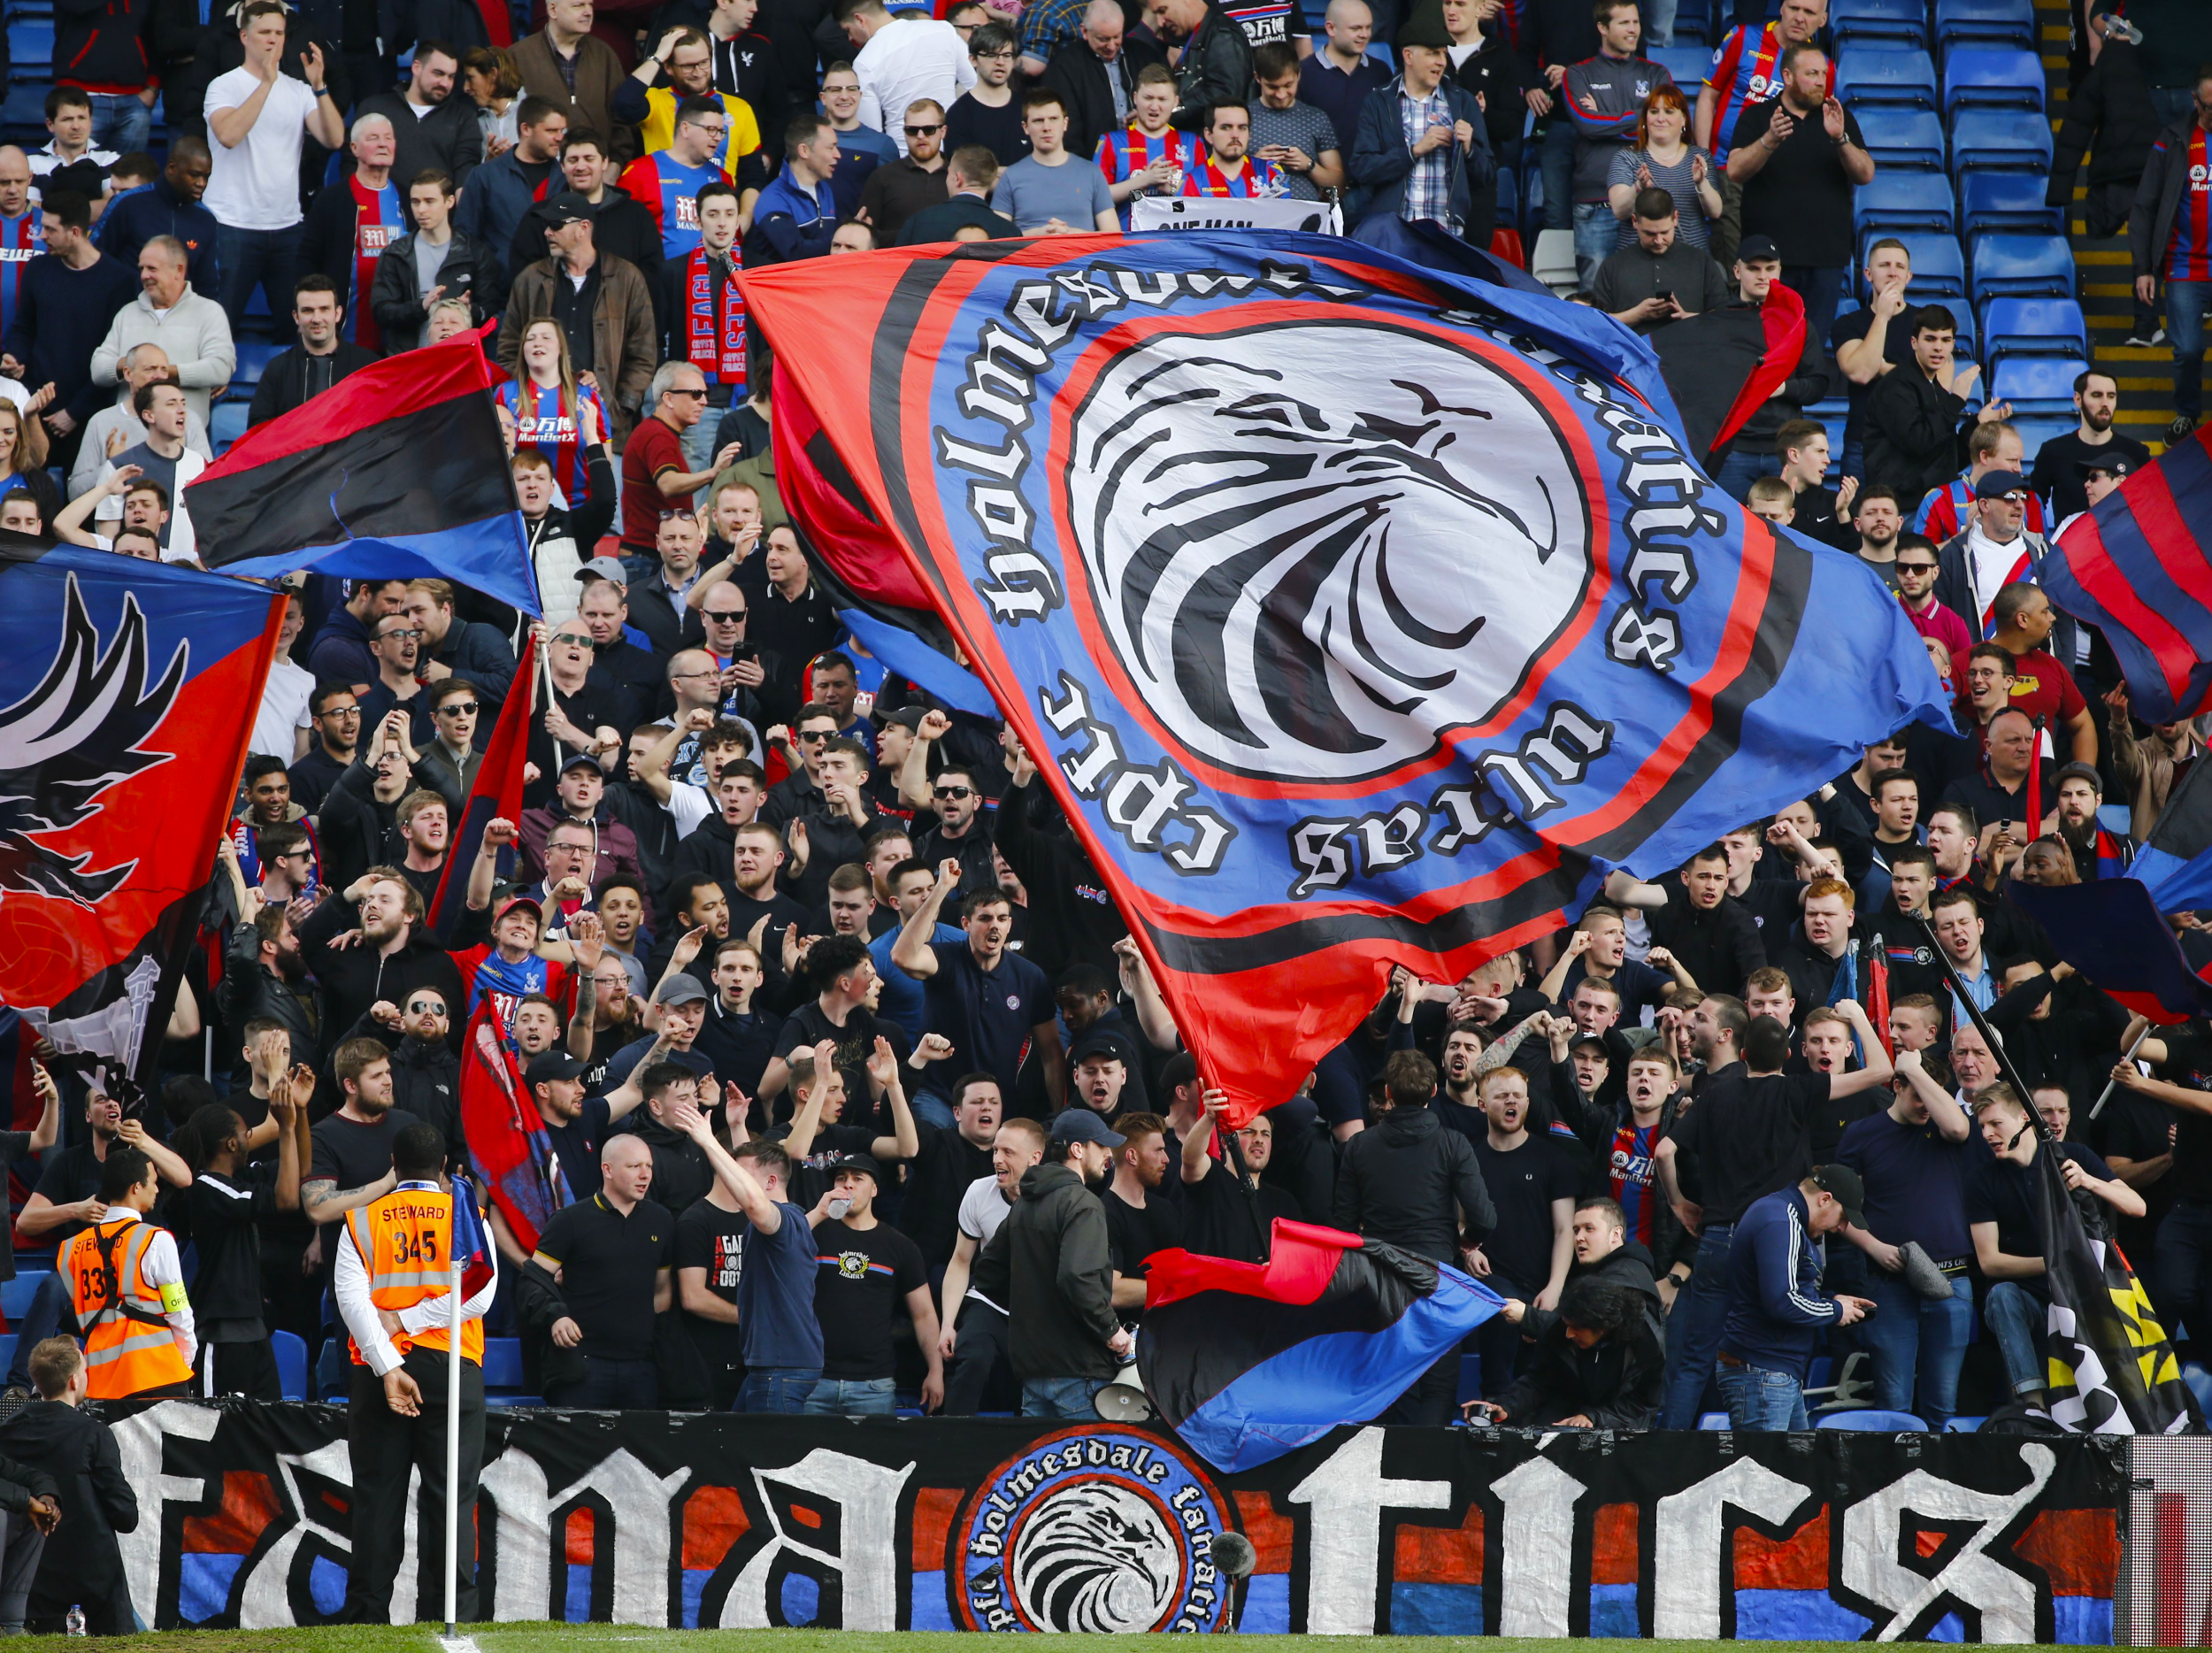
[740,234,1951,1123]
[0,535,287,1084]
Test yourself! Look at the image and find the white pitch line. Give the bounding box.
[439,1634,483,1653]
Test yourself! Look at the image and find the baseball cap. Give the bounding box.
[1808,1164,1865,1228]
[826,1153,880,1184]
[1973,469,2028,500]
[525,1051,586,1087]
[1048,1109,1125,1149]
[559,750,608,777]
[883,703,928,731]
[655,974,710,1006]
[546,190,596,225]
[1070,1026,1138,1069]
[2078,454,2132,479]
[495,892,543,923]
[578,555,630,586]
[1734,234,1781,264]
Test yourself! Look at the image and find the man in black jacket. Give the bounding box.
[2051,24,2159,346]
[1471,1278,1663,1429]
[370,171,503,350]
[1862,304,1995,519]
[353,42,485,219]
[216,908,325,1066]
[247,275,380,427]
[1333,1049,1495,1423]
[898,147,1019,242]
[1145,0,1255,131]
[293,873,466,1072]
[508,135,664,302]
[1000,1110,1133,1418]
[1043,0,1166,163]
[0,1341,112,1634]
[1646,843,1767,998]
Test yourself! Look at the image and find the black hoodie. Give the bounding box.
[1517,1237,1664,1345]
[1002,1159,1119,1381]
[1333,1103,1496,1262]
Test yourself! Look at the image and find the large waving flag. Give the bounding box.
[184,333,542,619]
[428,634,535,938]
[0,537,285,1082]
[2010,878,2212,1023]
[2041,425,2212,726]
[1139,1219,1501,1471]
[741,234,1950,1119]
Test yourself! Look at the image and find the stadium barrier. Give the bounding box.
[105,1400,2177,1638]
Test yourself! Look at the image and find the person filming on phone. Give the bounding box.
[1590,188,1727,334]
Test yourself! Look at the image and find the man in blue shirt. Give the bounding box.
[1717,1165,1876,1429]
[870,858,964,1042]
[749,115,841,262]
[1834,1047,1978,1429]
[893,856,1065,1110]
[724,1135,826,1411]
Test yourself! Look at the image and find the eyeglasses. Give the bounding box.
[550,632,592,648]
[438,700,480,715]
[703,608,747,622]
[379,627,425,641]
[905,122,944,135]
[405,999,445,1015]
[320,704,360,719]
[977,48,1015,58]
[672,667,719,680]
[934,784,973,799]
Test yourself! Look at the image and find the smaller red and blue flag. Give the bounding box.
[2009,876,2212,1024]
[448,1170,499,1300]
[428,634,535,938]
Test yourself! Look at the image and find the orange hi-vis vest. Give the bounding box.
[65,1215,191,1399]
[345,1185,485,1368]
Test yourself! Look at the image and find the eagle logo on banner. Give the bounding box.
[742,236,1950,1120]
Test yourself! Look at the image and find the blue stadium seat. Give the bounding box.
[1980,296,2088,361]
[1817,1408,1930,1430]
[2008,412,2078,465]
[1697,1411,1732,1429]
[0,1272,46,1324]
[1889,232,1967,300]
[1949,108,2055,176]
[273,1330,307,1401]
[6,24,52,81]
[1860,108,1947,172]
[1989,354,2091,413]
[231,338,285,388]
[482,1337,526,1389]
[1942,47,2046,115]
[1832,0,1926,48]
[211,399,250,456]
[1970,232,2075,304]
[1934,0,2035,52]
[0,82,48,135]
[1456,1353,1483,1404]
[1945,1416,1987,1432]
[1651,46,1714,87]
[1961,171,2065,236]
[1837,48,1938,110]
[1855,172,1956,238]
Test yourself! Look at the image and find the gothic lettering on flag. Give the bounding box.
[742,235,1949,1119]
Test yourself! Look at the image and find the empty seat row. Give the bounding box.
[1854,172,2064,242]
[1832,0,2035,52]
[1860,108,2051,176]
[1836,46,2043,117]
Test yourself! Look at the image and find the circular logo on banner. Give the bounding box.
[949,1425,1235,1633]
[1061,317,1593,785]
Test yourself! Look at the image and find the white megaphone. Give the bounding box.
[1093,1358,1156,1423]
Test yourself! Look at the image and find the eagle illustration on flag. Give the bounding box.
[742,234,1950,1119]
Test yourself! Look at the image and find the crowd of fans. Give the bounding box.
[0,0,2201,1488]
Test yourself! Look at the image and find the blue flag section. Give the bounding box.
[2120,753,2212,915]
[2010,879,2212,1024]
[185,334,542,619]
[1139,1220,1502,1472]
[741,234,1954,1120]
[0,539,285,1079]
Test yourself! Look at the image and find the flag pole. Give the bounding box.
[2089,1023,2153,1121]
[444,1186,464,1639]
[1911,914,2056,1144]
[539,631,564,776]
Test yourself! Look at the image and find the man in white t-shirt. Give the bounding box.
[251,591,317,760]
[840,0,977,154]
[204,0,346,334]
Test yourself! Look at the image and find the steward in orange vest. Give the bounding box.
[334,1123,496,1626]
[62,1147,195,1400]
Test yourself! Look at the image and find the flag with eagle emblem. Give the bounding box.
[0,536,286,1084]
[741,234,1951,1123]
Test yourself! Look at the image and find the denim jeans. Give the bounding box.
[803,1375,898,1415]
[1021,1375,1108,1419]
[1858,1268,1972,1428]
[2153,1198,2212,1356]
[86,92,152,156]
[1982,1280,2047,1395]
[1572,201,1617,292]
[1715,447,1779,504]
[1540,119,1576,231]
[1780,264,1845,355]
[2164,280,2209,420]
[217,221,304,337]
[1719,1362,1809,1430]
[739,1365,824,1412]
[1659,1223,1734,1428]
[1642,0,1678,45]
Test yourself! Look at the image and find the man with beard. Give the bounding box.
[1435,1020,1488,1142]
[303,1040,425,1332]
[524,1051,643,1229]
[997,1110,1132,1419]
[1893,535,1972,698]
[218,904,321,1064]
[1101,1113,1181,1316]
[603,976,718,1096]
[2026,370,2150,526]
[2051,762,2133,880]
[2108,680,2206,842]
[294,873,467,1086]
[1847,483,1902,585]
[358,987,464,1157]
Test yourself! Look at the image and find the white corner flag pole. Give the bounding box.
[444,1219,464,1638]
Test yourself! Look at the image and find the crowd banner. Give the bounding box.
[1129,196,1343,234]
[108,1401,2129,1640]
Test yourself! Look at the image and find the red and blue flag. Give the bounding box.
[2042,425,2212,727]
[741,234,1950,1120]
[429,634,535,938]
[185,333,541,620]
[459,993,570,1251]
[2010,876,2212,1024]
[0,539,285,1081]
[1139,1219,1501,1471]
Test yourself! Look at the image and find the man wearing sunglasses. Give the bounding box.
[1892,532,1971,691]
[414,679,486,817]
[857,97,950,245]
[526,621,628,812]
[913,763,1000,897]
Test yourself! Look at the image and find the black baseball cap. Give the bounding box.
[1808,1164,1865,1227]
[1048,1109,1125,1149]
[545,190,596,226]
[1735,234,1781,264]
[525,1051,587,1087]
[826,1153,880,1184]
[1973,469,2028,500]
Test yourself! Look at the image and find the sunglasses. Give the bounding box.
[551,633,592,647]
[438,701,480,715]
[905,122,944,135]
[704,608,747,622]
[798,728,833,742]
[1895,561,1937,573]
[934,784,973,799]
[665,386,708,398]
[406,999,445,1015]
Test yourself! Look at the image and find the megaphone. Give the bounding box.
[1093,1360,1156,1423]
